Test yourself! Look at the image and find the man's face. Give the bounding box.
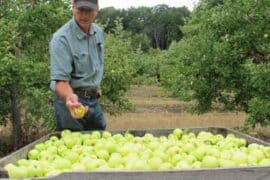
[72,6,98,29]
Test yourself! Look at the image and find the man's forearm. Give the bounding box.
[55,81,86,119]
[55,81,74,101]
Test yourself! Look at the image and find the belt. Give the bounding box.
[74,88,98,98]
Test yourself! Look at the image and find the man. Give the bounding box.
[50,0,106,131]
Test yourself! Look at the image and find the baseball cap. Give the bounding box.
[73,0,98,10]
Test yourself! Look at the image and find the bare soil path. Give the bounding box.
[105,85,247,131]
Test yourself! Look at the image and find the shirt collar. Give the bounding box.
[71,18,96,40]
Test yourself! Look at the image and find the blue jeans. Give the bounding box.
[54,94,106,131]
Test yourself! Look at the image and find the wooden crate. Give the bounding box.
[0,127,269,180]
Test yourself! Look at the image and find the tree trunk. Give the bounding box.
[10,39,23,150]
[10,88,22,150]
[154,30,160,49]
[29,0,36,7]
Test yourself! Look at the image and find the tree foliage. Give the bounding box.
[98,5,190,50]
[161,0,270,127]
[0,1,141,149]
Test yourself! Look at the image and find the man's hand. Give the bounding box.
[96,89,102,98]
[66,94,88,119]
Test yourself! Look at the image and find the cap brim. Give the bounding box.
[74,1,98,10]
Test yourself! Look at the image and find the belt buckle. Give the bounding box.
[85,90,96,98]
[84,90,90,98]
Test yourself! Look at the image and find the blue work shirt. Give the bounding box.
[50,18,104,91]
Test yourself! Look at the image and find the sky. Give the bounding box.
[99,0,200,11]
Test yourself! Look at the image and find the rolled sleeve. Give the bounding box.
[50,36,73,81]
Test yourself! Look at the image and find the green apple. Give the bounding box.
[220,150,232,160]
[94,141,105,151]
[39,150,58,162]
[74,105,86,117]
[231,151,248,165]
[176,160,191,169]
[49,136,59,142]
[83,138,94,146]
[63,138,77,149]
[143,133,155,142]
[219,159,236,167]
[96,164,111,171]
[185,154,196,164]
[170,154,183,165]
[17,159,30,167]
[248,143,262,151]
[192,161,201,168]
[190,146,207,161]
[167,146,180,156]
[172,128,183,139]
[182,142,195,153]
[263,147,270,158]
[207,147,220,158]
[201,156,219,168]
[5,165,28,178]
[91,131,101,139]
[168,134,178,141]
[129,159,149,170]
[64,151,79,163]
[61,129,72,137]
[72,145,84,155]
[83,159,100,170]
[249,149,265,162]
[25,165,36,178]
[159,162,173,170]
[47,146,58,154]
[236,138,247,147]
[148,141,160,151]
[148,157,162,170]
[71,163,86,171]
[113,133,124,142]
[35,143,46,151]
[259,159,270,166]
[96,149,110,161]
[123,153,139,166]
[159,136,168,142]
[71,131,82,137]
[53,140,65,147]
[57,145,68,156]
[45,169,61,177]
[105,140,117,153]
[247,155,258,165]
[124,133,134,141]
[117,145,130,156]
[53,157,72,170]
[108,153,123,168]
[152,150,169,162]
[102,131,112,138]
[28,149,40,160]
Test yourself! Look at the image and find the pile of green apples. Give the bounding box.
[4,129,270,178]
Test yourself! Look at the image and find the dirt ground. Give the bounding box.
[106,85,247,130]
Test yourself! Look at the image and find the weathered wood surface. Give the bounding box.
[43,167,270,180]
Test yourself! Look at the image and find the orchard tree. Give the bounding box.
[97,5,190,50]
[161,0,270,127]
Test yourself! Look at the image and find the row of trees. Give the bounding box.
[160,0,270,127]
[97,5,190,50]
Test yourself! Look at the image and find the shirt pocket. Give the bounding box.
[72,51,90,75]
[96,39,104,65]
